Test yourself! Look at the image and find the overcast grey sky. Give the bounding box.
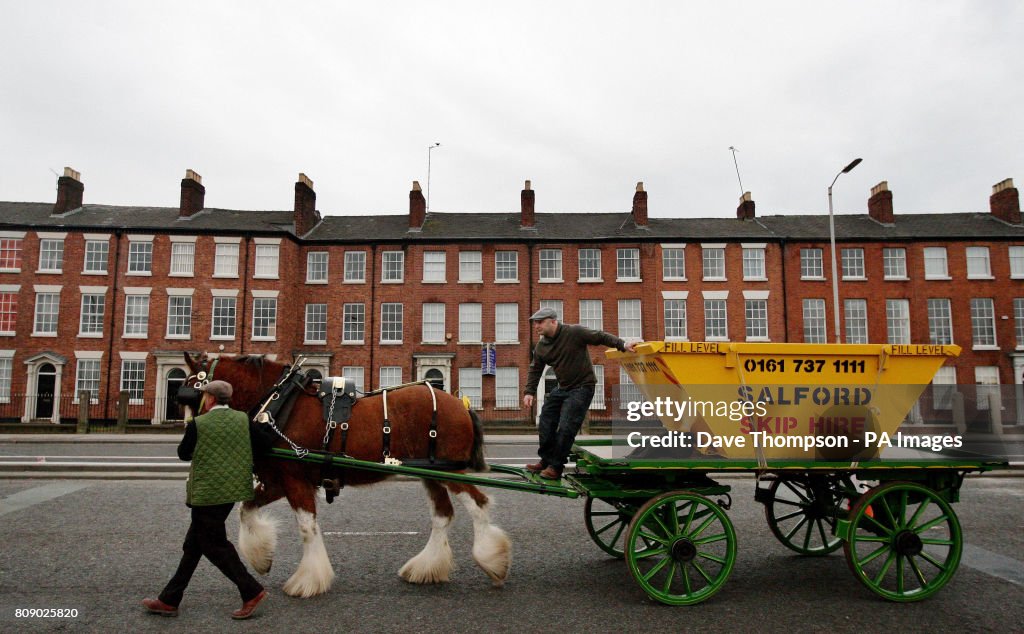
[1,1,1021,219]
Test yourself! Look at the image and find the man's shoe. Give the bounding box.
[539,466,563,480]
[142,598,178,617]
[231,589,268,620]
[525,462,545,473]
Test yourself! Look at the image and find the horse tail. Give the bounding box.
[469,408,488,472]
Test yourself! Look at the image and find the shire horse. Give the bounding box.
[182,352,511,597]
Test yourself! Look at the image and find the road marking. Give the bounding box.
[0,482,91,518]
[963,544,1024,587]
[323,531,420,536]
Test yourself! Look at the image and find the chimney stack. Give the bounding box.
[736,191,755,220]
[53,167,83,215]
[409,181,426,229]
[521,180,535,228]
[179,169,205,218]
[868,181,894,224]
[631,182,648,226]
[990,178,1021,224]
[293,173,320,235]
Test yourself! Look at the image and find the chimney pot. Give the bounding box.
[53,165,84,214]
[409,181,426,228]
[868,181,894,224]
[990,177,1021,224]
[631,182,648,226]
[179,169,206,218]
[736,192,756,220]
[298,172,313,189]
[521,180,536,228]
[412,180,422,192]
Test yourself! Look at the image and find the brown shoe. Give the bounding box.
[142,598,178,617]
[539,466,563,480]
[525,462,545,473]
[231,589,268,620]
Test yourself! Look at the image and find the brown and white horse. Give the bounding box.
[182,352,511,597]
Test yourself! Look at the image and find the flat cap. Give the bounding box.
[529,307,558,321]
[200,380,233,400]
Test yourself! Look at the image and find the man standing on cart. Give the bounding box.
[523,307,638,479]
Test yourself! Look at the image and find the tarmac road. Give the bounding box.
[0,475,1021,633]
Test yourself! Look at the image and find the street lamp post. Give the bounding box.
[427,142,440,213]
[828,157,863,343]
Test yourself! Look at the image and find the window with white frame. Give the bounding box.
[801,249,824,279]
[886,299,911,344]
[495,303,518,342]
[923,247,948,279]
[123,294,149,337]
[665,299,687,339]
[927,299,953,345]
[662,247,686,280]
[0,238,22,271]
[495,367,518,409]
[742,246,766,280]
[214,242,239,277]
[166,295,192,338]
[127,241,152,274]
[539,249,562,281]
[1010,246,1024,279]
[170,242,195,276]
[306,252,328,283]
[539,299,563,321]
[75,359,101,403]
[252,297,277,340]
[841,248,865,279]
[344,251,366,282]
[844,299,868,344]
[970,298,996,347]
[422,303,445,343]
[589,365,606,409]
[33,292,60,335]
[579,299,603,331]
[423,251,446,282]
[38,239,64,272]
[702,246,725,280]
[382,251,404,282]
[380,303,403,342]
[975,366,1000,411]
[802,298,827,343]
[931,366,956,411]
[459,251,482,282]
[0,355,10,403]
[120,359,146,403]
[704,298,728,340]
[211,297,236,339]
[342,366,365,394]
[619,368,642,410]
[305,303,327,343]
[84,240,109,274]
[966,246,991,279]
[745,299,768,340]
[459,303,482,342]
[0,292,16,334]
[495,251,518,281]
[254,244,279,278]
[617,248,640,281]
[883,248,907,279]
[380,367,402,389]
[79,294,105,336]
[578,248,601,281]
[1015,298,1024,348]
[459,368,482,407]
[342,303,365,343]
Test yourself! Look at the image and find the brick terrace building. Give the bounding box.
[0,169,1022,428]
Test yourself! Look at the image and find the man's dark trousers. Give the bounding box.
[537,384,595,470]
[158,503,263,607]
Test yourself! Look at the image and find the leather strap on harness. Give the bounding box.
[381,389,392,460]
[425,382,438,464]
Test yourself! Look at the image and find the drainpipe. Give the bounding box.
[239,237,251,356]
[103,230,122,420]
[368,244,377,388]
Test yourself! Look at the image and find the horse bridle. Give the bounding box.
[176,357,220,414]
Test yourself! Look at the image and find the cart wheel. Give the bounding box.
[844,481,962,602]
[625,491,736,605]
[584,497,642,558]
[765,476,846,556]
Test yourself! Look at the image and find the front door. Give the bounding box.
[535,366,558,425]
[36,363,56,419]
[165,368,186,421]
[424,369,444,390]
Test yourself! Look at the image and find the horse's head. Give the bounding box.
[177,352,290,415]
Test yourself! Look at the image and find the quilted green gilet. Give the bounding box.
[186,408,255,506]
